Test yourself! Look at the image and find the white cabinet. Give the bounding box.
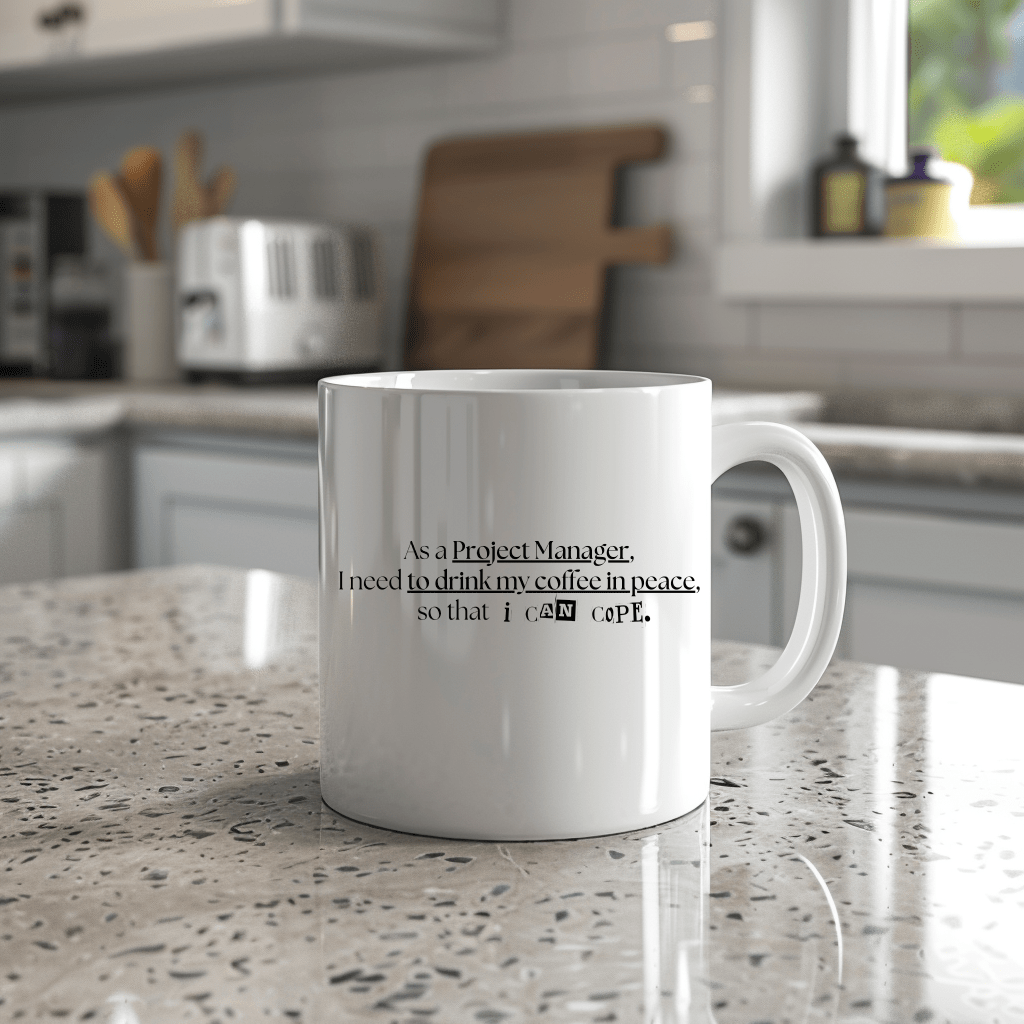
[711,495,780,647]
[0,1,68,66]
[0,1,270,70]
[841,507,1024,683]
[133,433,318,579]
[713,468,1024,684]
[0,435,125,586]
[0,0,500,99]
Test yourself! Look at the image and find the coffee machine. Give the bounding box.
[0,191,87,376]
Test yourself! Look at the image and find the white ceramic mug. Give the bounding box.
[318,370,846,840]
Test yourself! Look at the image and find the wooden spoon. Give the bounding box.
[120,145,161,261]
[172,130,207,235]
[88,172,137,257]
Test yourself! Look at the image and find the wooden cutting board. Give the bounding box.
[404,124,671,370]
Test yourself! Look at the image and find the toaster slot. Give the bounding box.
[349,230,376,301]
[311,236,339,299]
[266,236,296,299]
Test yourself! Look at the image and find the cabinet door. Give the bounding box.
[0,1,61,67]
[841,507,1024,683]
[710,496,779,646]
[134,445,318,579]
[0,506,59,583]
[81,0,273,59]
[844,581,1024,684]
[0,438,115,585]
[283,0,500,36]
[0,0,274,69]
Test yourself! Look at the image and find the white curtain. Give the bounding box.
[847,0,909,176]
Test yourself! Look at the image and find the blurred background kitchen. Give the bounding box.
[3,0,1024,685]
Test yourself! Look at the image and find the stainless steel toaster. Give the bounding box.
[177,216,385,381]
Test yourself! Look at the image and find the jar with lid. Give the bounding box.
[884,148,959,241]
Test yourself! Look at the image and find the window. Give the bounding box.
[910,0,1024,205]
[720,0,1024,239]
[717,0,1024,302]
[907,0,1024,240]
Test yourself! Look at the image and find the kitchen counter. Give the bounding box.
[798,421,1024,489]
[1,565,1020,1022]
[0,380,823,441]
[803,388,1024,489]
[0,381,321,440]
[6,379,1024,490]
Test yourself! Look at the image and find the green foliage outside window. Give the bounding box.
[909,0,1024,202]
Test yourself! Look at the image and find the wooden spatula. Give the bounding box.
[88,172,137,258]
[172,130,207,235]
[119,145,161,261]
[172,130,238,231]
[204,164,236,217]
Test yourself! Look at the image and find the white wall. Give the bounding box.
[1,0,1021,392]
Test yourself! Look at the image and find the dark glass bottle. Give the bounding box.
[811,133,885,237]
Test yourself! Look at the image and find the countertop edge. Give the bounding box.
[5,387,1024,490]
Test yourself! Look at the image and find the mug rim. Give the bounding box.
[319,369,709,394]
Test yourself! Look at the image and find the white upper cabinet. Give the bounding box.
[0,1,272,69]
[0,0,500,98]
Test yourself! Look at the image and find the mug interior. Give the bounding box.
[320,369,707,392]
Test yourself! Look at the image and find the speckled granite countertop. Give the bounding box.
[1,566,1020,1023]
[0,381,822,441]
[795,421,1024,489]
[801,389,1024,489]
[0,381,321,439]
[7,379,1024,489]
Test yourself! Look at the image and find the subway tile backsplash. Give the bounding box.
[757,304,954,356]
[0,0,1019,391]
[960,306,1024,358]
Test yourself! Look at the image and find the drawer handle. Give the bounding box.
[38,3,84,30]
[725,515,767,555]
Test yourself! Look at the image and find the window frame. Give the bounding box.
[716,0,1024,302]
[720,0,906,243]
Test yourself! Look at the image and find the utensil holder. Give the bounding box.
[123,260,175,382]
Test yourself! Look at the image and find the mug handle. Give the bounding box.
[710,421,847,731]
